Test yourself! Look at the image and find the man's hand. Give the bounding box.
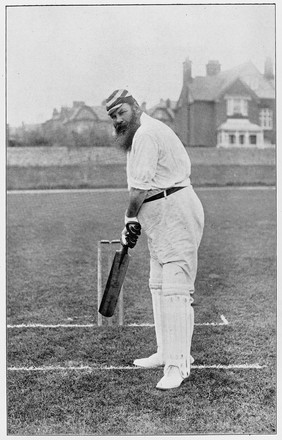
[121,217,141,248]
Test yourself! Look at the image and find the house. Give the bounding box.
[175,58,275,147]
[148,99,177,129]
[42,101,112,140]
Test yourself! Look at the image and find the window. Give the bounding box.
[259,108,273,130]
[233,99,242,114]
[249,134,257,145]
[239,134,245,145]
[227,98,248,116]
[229,134,236,144]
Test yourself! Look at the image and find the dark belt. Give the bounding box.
[143,186,186,203]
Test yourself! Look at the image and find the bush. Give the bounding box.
[23,130,51,146]
[8,138,24,147]
[88,127,112,147]
[8,128,51,147]
[42,126,112,147]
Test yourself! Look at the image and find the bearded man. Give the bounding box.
[105,89,204,390]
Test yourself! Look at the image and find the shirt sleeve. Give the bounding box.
[128,133,159,190]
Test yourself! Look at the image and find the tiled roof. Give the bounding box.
[148,99,177,116]
[60,107,73,124]
[189,75,228,101]
[218,118,263,132]
[54,104,110,124]
[67,106,82,122]
[188,61,275,101]
[91,106,111,122]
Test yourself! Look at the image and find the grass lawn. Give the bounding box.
[7,188,276,435]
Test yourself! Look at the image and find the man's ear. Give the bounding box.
[133,102,141,115]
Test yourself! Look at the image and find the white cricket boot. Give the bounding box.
[156,366,184,390]
[134,287,164,368]
[156,294,194,390]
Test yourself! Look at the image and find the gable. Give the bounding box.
[73,107,97,121]
[219,78,257,101]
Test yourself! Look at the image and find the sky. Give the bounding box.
[6,3,276,127]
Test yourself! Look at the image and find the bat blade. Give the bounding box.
[98,245,130,318]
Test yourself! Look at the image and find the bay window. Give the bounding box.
[259,108,273,130]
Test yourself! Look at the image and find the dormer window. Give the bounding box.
[227,97,248,116]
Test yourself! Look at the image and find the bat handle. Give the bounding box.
[118,244,128,268]
[120,244,128,257]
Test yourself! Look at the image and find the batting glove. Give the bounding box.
[121,217,141,248]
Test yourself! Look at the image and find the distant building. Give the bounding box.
[174,57,275,147]
[42,101,112,143]
[147,99,177,129]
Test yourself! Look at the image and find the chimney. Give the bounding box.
[264,57,274,80]
[206,60,221,76]
[183,57,192,84]
[60,106,69,118]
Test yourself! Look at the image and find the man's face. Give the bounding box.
[111,103,134,132]
[110,103,141,152]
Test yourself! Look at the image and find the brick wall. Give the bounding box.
[7,146,127,167]
[190,102,215,147]
[7,145,275,168]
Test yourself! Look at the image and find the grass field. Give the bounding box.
[7,187,276,435]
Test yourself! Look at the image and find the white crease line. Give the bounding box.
[196,186,275,191]
[7,188,128,195]
[220,315,229,325]
[7,320,229,329]
[7,186,275,195]
[8,363,267,372]
[7,324,97,328]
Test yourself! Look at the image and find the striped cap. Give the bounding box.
[106,89,134,115]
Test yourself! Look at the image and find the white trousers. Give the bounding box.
[138,186,204,377]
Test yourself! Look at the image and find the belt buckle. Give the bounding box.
[164,189,167,199]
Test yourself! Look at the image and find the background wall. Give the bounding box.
[7,146,276,190]
[7,145,275,167]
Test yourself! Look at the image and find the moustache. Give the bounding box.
[114,122,128,134]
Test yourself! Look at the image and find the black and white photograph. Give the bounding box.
[6,1,277,436]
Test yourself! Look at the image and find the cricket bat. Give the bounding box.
[98,244,130,317]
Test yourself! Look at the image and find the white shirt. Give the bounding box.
[127,112,191,191]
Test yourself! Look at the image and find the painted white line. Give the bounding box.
[220,315,229,325]
[7,324,97,328]
[8,363,267,372]
[7,186,275,195]
[7,320,228,329]
[196,186,275,191]
[192,364,266,370]
[194,322,227,327]
[7,188,128,195]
